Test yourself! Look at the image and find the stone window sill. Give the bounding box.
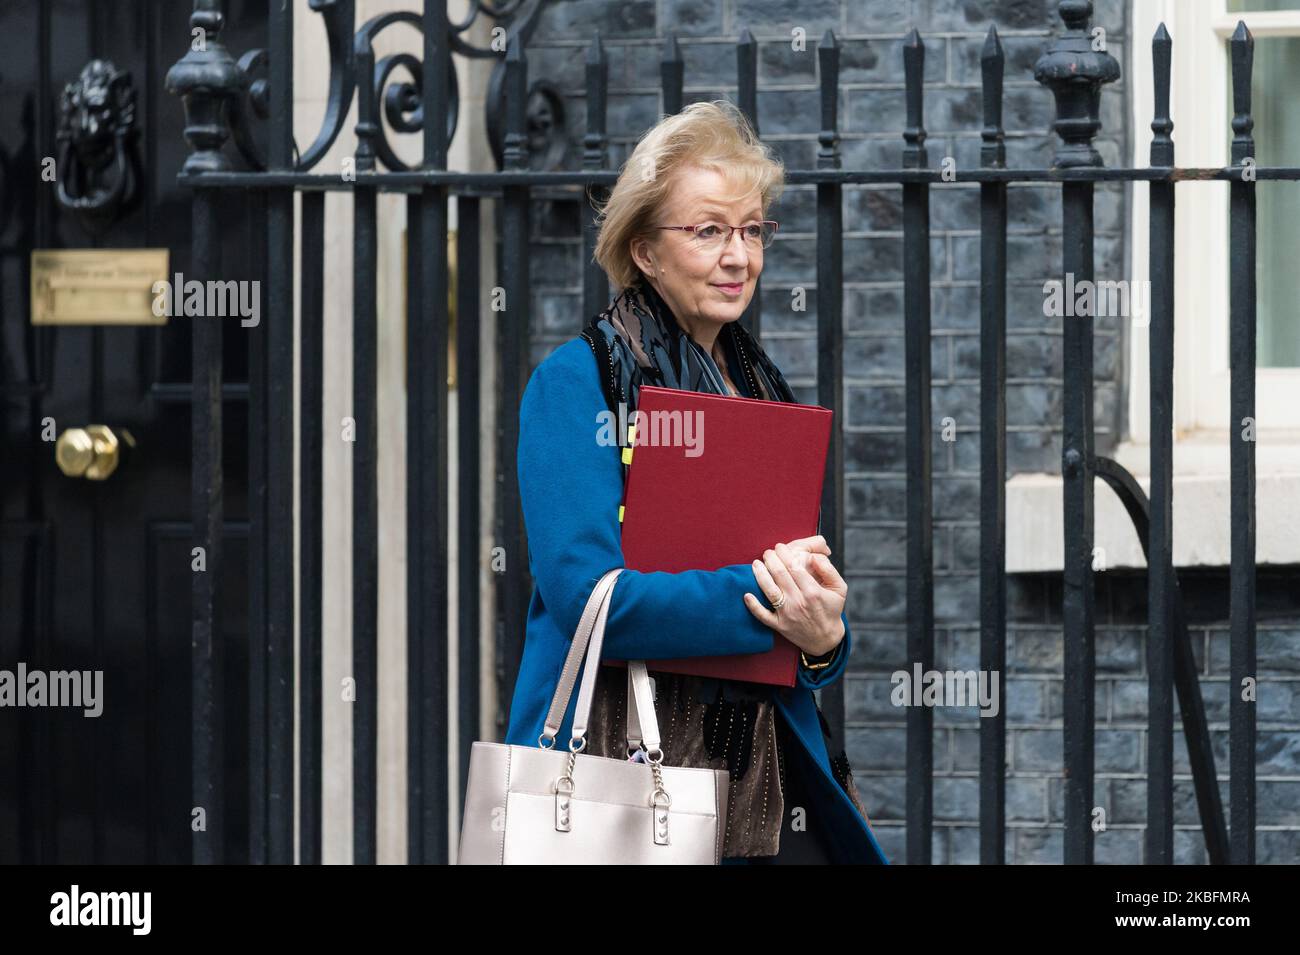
[1006,435,1300,572]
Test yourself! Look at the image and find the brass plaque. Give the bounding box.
[31,248,170,325]
[400,228,458,388]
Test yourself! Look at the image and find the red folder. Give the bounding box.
[604,384,832,687]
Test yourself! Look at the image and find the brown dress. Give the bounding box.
[583,661,874,858]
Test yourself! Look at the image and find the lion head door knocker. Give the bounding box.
[55,59,141,235]
[486,75,567,173]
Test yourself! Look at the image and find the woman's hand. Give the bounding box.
[742,540,847,657]
[782,534,831,563]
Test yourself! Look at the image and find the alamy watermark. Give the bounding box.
[0,663,102,717]
[597,401,704,457]
[891,664,1001,717]
[1043,271,1150,325]
[151,271,261,327]
[50,885,150,935]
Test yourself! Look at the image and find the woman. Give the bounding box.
[504,100,889,865]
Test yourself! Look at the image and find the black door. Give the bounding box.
[1,0,265,863]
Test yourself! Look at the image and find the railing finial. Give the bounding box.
[737,28,758,137]
[503,38,529,172]
[165,0,243,173]
[902,28,927,169]
[661,34,683,116]
[981,25,1005,169]
[584,32,608,169]
[1150,23,1173,166]
[817,30,841,171]
[1230,21,1255,165]
[1033,0,1120,168]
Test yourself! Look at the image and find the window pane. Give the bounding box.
[1227,0,1297,11]
[1224,30,1300,367]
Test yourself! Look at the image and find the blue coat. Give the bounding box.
[504,336,890,865]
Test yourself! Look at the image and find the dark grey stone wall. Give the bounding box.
[517,0,1300,863]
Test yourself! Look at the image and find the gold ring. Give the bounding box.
[770,591,786,611]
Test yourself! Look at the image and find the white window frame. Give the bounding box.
[1006,0,1300,572]
[1124,0,1300,462]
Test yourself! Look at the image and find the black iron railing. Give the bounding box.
[167,0,1286,864]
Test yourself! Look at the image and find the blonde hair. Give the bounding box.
[591,100,785,292]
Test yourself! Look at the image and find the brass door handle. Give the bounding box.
[55,425,134,480]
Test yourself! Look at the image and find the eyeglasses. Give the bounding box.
[653,220,779,254]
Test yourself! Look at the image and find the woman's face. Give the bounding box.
[629,165,765,347]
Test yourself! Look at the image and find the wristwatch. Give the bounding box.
[800,645,839,670]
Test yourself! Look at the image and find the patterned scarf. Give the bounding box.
[579,273,797,427]
[579,274,805,778]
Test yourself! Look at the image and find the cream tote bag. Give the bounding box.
[456,568,729,864]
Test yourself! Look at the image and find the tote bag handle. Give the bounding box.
[539,569,662,756]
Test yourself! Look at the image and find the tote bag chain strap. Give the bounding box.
[537,568,669,811]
